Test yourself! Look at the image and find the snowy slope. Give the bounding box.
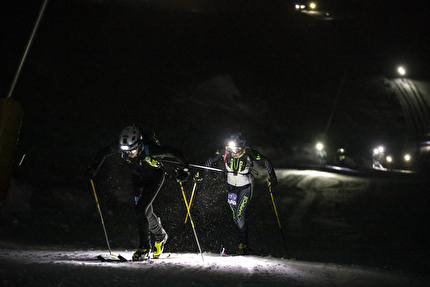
[1,169,430,286]
[1,248,427,287]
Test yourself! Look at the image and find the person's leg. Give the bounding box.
[133,188,152,260]
[145,170,166,239]
[148,207,168,258]
[142,170,167,258]
[133,169,165,260]
[235,184,252,253]
[228,184,252,253]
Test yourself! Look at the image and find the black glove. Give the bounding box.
[86,166,97,178]
[176,167,190,182]
[268,177,278,188]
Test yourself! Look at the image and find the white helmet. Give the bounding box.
[225,133,246,154]
[119,126,142,151]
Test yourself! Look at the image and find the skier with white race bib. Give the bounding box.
[205,133,277,254]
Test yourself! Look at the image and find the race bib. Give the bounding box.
[228,192,237,206]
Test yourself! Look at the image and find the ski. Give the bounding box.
[131,253,173,262]
[97,253,173,263]
[220,252,246,257]
[220,247,244,257]
[220,246,257,257]
[152,253,172,259]
[96,254,127,262]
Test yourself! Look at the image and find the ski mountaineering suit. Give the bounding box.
[89,130,189,251]
[205,146,277,246]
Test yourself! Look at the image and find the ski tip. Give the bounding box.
[97,254,128,262]
[118,255,128,262]
[97,255,106,262]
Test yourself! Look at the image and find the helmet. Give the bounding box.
[119,126,142,151]
[225,133,246,154]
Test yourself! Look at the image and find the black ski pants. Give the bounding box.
[133,168,166,250]
[228,183,253,245]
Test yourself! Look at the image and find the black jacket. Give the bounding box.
[90,132,189,178]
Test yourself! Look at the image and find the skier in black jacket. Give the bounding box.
[205,133,277,254]
[88,125,190,260]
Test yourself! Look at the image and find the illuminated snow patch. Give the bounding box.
[0,249,303,276]
[0,247,424,286]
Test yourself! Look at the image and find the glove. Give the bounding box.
[268,177,278,188]
[175,167,190,182]
[193,172,203,183]
[86,166,97,178]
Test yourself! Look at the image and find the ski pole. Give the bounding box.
[162,159,224,172]
[267,180,289,256]
[7,0,49,99]
[184,172,199,224]
[90,179,127,262]
[189,163,223,173]
[179,180,204,262]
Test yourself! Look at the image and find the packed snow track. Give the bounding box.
[0,244,428,287]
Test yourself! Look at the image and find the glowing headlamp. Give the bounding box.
[120,145,131,151]
[226,141,242,153]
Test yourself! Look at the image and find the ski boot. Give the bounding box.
[237,243,248,255]
[132,248,151,261]
[153,233,168,259]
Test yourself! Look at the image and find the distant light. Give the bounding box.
[397,66,406,76]
[316,142,324,151]
[404,154,411,161]
[386,156,392,163]
[295,4,306,10]
[373,146,384,155]
[294,4,306,10]
[309,2,316,9]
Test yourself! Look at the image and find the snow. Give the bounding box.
[0,249,427,287]
[1,171,430,286]
[1,1,430,286]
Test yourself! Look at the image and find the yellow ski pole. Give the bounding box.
[90,178,127,262]
[184,172,199,223]
[267,179,289,256]
[179,180,204,262]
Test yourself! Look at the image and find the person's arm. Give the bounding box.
[150,144,189,168]
[149,144,191,181]
[205,148,224,167]
[248,148,277,186]
[87,143,119,177]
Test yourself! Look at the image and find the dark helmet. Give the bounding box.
[225,133,246,153]
[119,126,142,151]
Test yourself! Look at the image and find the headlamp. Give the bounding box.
[120,145,131,151]
[226,141,242,154]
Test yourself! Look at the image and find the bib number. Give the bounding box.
[228,193,237,206]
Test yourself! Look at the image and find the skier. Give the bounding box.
[205,133,277,254]
[336,148,346,166]
[88,125,190,261]
[316,142,327,168]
